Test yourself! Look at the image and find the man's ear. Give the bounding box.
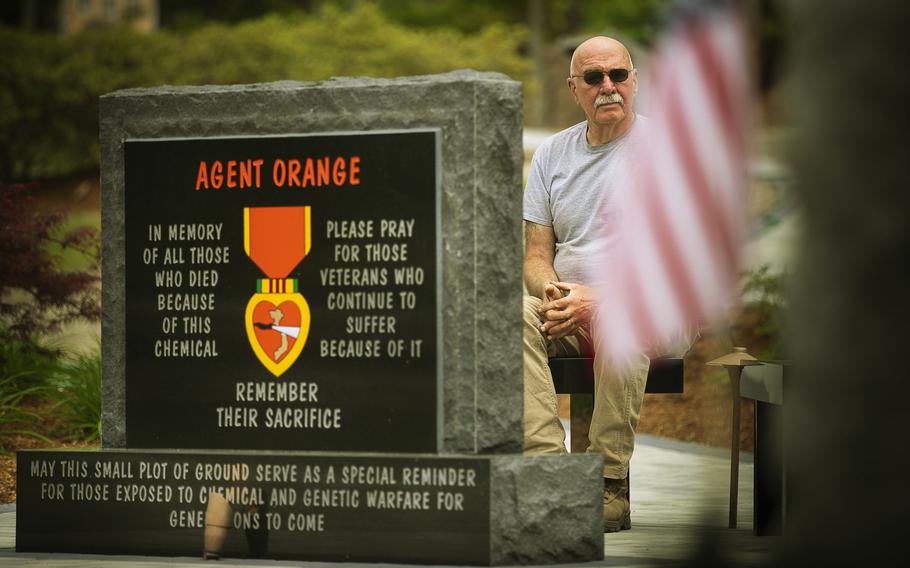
[567,78,578,104]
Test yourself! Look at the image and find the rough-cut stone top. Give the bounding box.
[101,70,515,99]
[100,69,524,455]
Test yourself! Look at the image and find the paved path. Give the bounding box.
[0,435,781,567]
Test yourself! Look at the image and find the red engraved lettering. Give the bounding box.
[316,157,330,186]
[239,160,252,188]
[349,156,361,186]
[226,160,237,188]
[252,159,263,188]
[272,159,286,187]
[288,159,302,187]
[302,158,316,187]
[195,161,209,190]
[332,157,347,186]
[211,161,223,189]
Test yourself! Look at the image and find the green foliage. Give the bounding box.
[578,0,672,46]
[1,3,528,180]
[0,339,56,444]
[0,26,162,179]
[159,4,527,84]
[330,0,672,42]
[159,0,310,30]
[2,0,676,180]
[371,0,526,34]
[738,264,788,359]
[44,211,102,272]
[0,338,102,445]
[0,180,101,444]
[0,377,52,443]
[0,337,58,390]
[48,346,102,442]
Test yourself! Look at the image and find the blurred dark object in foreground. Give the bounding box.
[783,0,910,565]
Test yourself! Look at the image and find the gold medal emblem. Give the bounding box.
[243,207,312,377]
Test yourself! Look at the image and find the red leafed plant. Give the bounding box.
[0,181,100,347]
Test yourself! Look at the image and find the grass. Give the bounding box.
[48,345,102,442]
[2,193,102,452]
[0,337,102,504]
[0,375,54,444]
[0,340,59,445]
[0,337,102,451]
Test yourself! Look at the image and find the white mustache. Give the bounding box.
[595,93,624,107]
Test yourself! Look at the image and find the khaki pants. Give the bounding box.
[523,295,650,479]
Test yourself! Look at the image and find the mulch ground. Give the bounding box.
[0,435,100,504]
[638,330,756,451]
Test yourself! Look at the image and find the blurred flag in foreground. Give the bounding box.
[598,0,753,360]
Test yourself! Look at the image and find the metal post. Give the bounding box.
[706,347,756,530]
[728,366,742,529]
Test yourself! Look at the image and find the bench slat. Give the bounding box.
[548,357,684,394]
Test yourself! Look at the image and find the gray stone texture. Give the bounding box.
[490,454,604,564]
[99,71,524,453]
[17,449,603,564]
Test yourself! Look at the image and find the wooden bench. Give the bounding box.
[548,357,685,454]
[549,357,685,395]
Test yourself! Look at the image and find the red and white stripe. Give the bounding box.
[598,4,752,359]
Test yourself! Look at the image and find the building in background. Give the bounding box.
[2,0,159,34]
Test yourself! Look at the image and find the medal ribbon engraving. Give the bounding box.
[243,207,311,377]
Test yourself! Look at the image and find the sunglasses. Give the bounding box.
[572,68,631,86]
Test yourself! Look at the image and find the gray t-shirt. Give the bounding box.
[523,118,643,286]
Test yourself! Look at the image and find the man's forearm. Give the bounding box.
[524,258,559,301]
[523,220,558,300]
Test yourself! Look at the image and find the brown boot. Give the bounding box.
[603,477,631,533]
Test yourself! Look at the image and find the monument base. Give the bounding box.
[16,449,602,565]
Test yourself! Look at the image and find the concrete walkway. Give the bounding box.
[0,435,781,567]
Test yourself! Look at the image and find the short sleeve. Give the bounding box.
[523,144,552,227]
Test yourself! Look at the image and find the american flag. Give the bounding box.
[597,0,753,360]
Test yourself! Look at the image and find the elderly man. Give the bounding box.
[522,36,649,533]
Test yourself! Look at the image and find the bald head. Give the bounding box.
[569,36,633,76]
[566,35,638,145]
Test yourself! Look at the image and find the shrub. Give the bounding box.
[0,339,58,444]
[0,182,100,344]
[1,4,529,180]
[0,181,101,444]
[734,264,788,359]
[0,338,102,446]
[0,27,161,179]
